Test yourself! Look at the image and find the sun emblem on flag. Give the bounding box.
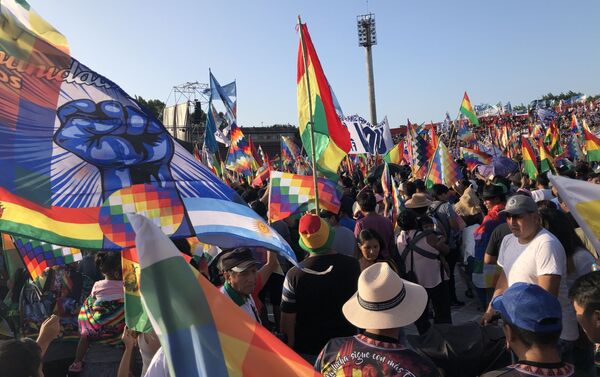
[255,220,271,236]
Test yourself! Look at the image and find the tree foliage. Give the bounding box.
[540,90,583,102]
[134,96,166,122]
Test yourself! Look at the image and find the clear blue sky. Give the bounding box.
[32,0,600,127]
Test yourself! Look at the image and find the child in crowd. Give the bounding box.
[69,252,124,373]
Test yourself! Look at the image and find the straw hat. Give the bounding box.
[342,262,428,329]
[454,186,482,216]
[404,193,432,209]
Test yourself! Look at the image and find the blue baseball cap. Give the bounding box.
[491,282,562,333]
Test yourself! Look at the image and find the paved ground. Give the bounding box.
[404,264,483,335]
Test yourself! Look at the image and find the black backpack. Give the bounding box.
[427,203,450,240]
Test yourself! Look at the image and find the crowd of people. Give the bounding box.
[1,102,600,377]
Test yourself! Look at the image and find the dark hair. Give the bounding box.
[10,268,28,304]
[357,190,376,212]
[95,251,121,277]
[536,200,557,210]
[372,181,383,195]
[538,207,585,273]
[341,176,353,189]
[0,338,42,377]
[172,238,191,256]
[356,229,385,260]
[340,195,355,217]
[575,161,590,178]
[397,210,418,231]
[357,229,384,248]
[431,184,449,199]
[403,181,416,198]
[505,321,561,348]
[414,179,426,192]
[241,188,259,204]
[536,173,549,188]
[569,271,600,315]
[250,200,268,219]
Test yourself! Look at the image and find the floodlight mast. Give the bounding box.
[357,13,377,126]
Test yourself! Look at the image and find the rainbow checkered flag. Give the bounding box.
[129,214,321,377]
[460,147,492,169]
[425,141,463,189]
[408,126,431,179]
[12,236,82,281]
[268,171,340,223]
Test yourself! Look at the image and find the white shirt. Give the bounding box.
[219,285,261,324]
[566,247,596,289]
[144,348,169,377]
[498,228,578,341]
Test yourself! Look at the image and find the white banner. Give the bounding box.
[175,102,189,141]
[343,115,394,155]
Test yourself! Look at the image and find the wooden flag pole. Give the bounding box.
[298,15,320,214]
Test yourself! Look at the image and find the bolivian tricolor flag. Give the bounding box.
[538,138,557,174]
[297,22,351,179]
[0,188,104,248]
[521,137,538,179]
[583,128,600,162]
[383,140,404,164]
[459,91,479,126]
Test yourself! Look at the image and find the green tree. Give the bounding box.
[513,103,527,112]
[540,90,583,102]
[134,96,165,122]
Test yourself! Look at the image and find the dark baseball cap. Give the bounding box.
[218,248,259,272]
[500,195,537,216]
[491,282,562,333]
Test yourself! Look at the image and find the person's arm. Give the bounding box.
[257,250,279,284]
[483,254,498,264]
[260,185,269,205]
[481,269,508,325]
[36,314,60,357]
[117,328,138,377]
[537,274,561,297]
[280,312,296,348]
[279,273,297,348]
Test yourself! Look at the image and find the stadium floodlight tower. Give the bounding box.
[357,13,377,126]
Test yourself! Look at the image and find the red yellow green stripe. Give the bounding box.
[459,91,479,126]
[583,128,600,162]
[0,187,103,248]
[521,137,538,179]
[297,23,351,179]
[383,141,403,164]
[538,139,556,174]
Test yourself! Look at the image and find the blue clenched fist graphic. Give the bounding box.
[54,99,174,198]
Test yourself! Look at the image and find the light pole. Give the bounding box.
[357,13,377,126]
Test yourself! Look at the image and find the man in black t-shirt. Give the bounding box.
[280,213,360,362]
[484,222,511,264]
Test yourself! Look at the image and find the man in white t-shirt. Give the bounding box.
[482,195,579,345]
